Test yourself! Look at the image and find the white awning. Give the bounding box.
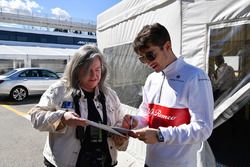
[0,45,77,59]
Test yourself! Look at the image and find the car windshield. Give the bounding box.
[1,69,17,76]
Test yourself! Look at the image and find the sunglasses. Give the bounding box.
[138,51,157,64]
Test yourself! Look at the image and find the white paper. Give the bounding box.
[85,120,127,137]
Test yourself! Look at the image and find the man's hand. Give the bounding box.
[134,128,158,144]
[122,114,138,129]
[61,111,87,127]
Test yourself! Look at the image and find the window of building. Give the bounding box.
[207,20,250,167]
[0,30,96,46]
[208,21,250,102]
[0,59,24,74]
[31,59,67,74]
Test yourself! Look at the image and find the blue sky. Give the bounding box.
[1,0,121,22]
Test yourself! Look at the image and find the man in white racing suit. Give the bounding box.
[123,23,214,167]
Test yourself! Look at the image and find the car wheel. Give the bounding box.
[10,86,28,101]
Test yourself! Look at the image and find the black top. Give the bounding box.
[75,89,112,167]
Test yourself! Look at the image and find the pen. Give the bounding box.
[130,116,133,129]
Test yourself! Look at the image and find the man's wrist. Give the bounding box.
[156,129,164,142]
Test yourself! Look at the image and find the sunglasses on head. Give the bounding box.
[138,51,157,64]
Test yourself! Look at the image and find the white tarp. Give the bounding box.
[181,0,250,70]
[97,0,181,56]
[97,0,250,71]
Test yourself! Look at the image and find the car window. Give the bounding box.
[2,69,17,76]
[40,70,59,79]
[19,70,40,77]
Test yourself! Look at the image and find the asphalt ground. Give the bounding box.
[0,95,46,167]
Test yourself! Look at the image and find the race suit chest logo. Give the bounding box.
[148,103,190,128]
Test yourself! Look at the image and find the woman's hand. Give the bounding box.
[61,111,87,127]
[111,134,128,147]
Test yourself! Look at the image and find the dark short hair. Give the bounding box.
[214,55,225,65]
[133,23,171,54]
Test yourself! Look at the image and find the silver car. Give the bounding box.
[0,67,60,101]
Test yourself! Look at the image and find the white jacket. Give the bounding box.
[29,80,128,167]
[136,58,214,167]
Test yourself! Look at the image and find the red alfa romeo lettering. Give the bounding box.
[148,103,190,128]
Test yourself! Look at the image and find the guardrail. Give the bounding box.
[0,8,96,32]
